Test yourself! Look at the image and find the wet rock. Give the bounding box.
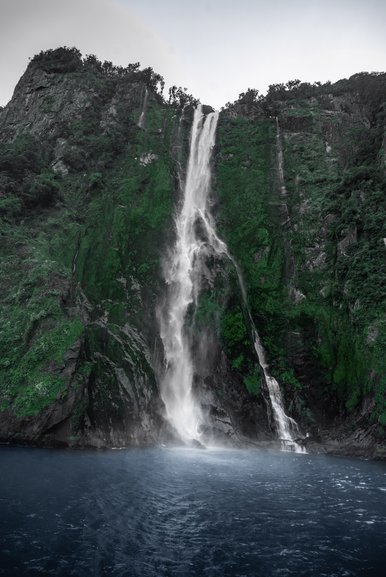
[138,152,158,166]
[280,114,313,133]
[52,159,69,176]
[338,227,357,257]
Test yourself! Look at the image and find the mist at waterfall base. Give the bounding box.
[1,447,386,577]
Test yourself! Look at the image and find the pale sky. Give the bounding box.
[0,0,385,109]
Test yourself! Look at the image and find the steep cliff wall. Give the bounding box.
[217,76,386,457]
[0,48,174,446]
[0,48,266,448]
[0,48,385,455]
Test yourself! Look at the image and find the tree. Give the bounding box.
[31,47,83,73]
[237,88,261,104]
[168,86,199,108]
[141,67,165,95]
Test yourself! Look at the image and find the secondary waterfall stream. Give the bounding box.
[138,87,148,128]
[234,266,305,453]
[159,105,304,452]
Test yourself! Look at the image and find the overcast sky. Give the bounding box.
[0,0,385,109]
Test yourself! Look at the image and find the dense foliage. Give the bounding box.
[0,47,384,448]
[219,74,386,433]
[0,48,181,425]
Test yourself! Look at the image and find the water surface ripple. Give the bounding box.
[0,448,385,576]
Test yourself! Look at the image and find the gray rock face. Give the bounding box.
[200,357,273,445]
[0,58,144,147]
[0,54,165,448]
[337,227,357,257]
[0,318,164,449]
[0,67,90,142]
[1,53,385,458]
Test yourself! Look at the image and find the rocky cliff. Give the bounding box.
[217,77,386,457]
[0,48,385,456]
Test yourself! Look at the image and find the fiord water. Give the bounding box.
[1,447,385,577]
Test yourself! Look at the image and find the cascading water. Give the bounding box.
[138,87,148,128]
[159,106,223,443]
[159,105,305,452]
[231,265,305,453]
[276,117,287,197]
[252,332,306,453]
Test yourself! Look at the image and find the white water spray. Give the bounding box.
[159,106,223,442]
[138,87,148,128]
[276,117,287,197]
[159,105,305,452]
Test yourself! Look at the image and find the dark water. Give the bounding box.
[0,447,385,577]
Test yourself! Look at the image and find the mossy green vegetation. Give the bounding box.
[213,115,298,396]
[217,78,385,431]
[4,319,84,418]
[0,48,384,444]
[0,50,181,426]
[75,98,177,319]
[0,208,85,417]
[277,94,386,426]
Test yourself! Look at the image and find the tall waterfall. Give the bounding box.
[159,106,223,442]
[159,105,305,452]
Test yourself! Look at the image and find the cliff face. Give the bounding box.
[216,77,386,457]
[0,48,169,447]
[0,48,266,448]
[0,48,385,456]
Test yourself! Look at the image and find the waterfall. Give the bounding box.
[275,117,303,304]
[138,87,148,128]
[276,117,287,197]
[159,105,305,452]
[231,263,305,453]
[159,105,223,443]
[252,331,305,453]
